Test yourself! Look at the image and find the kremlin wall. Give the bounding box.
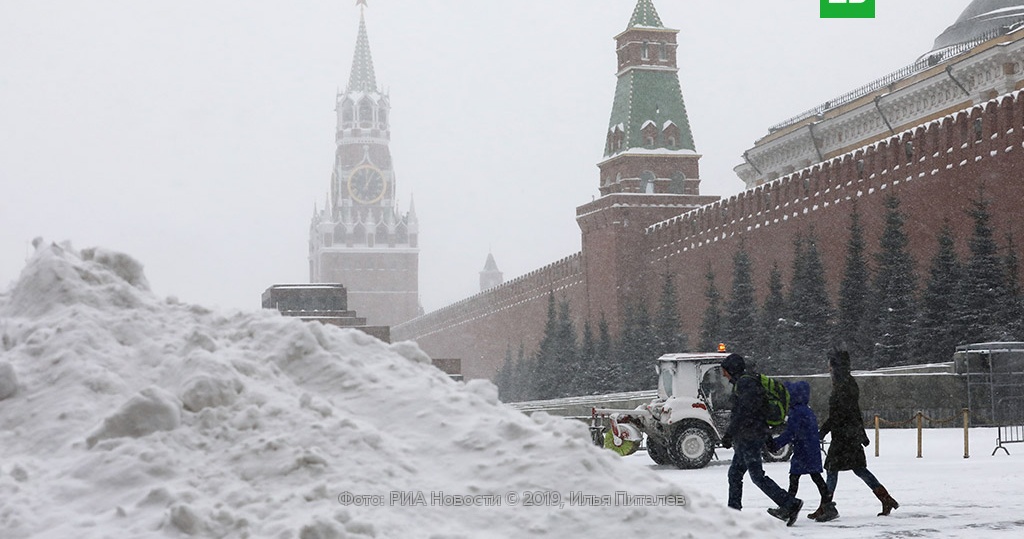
[393,2,1024,381]
[395,94,1024,380]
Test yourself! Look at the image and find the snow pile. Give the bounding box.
[0,241,783,538]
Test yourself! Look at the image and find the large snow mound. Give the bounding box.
[0,241,782,538]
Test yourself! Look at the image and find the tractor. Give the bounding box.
[592,352,792,469]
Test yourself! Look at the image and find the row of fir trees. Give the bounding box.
[494,191,1023,402]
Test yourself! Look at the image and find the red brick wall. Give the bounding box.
[392,254,585,380]
[644,96,1024,339]
[398,94,1024,380]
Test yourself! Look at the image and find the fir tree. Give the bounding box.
[494,343,514,401]
[787,231,833,372]
[916,221,963,362]
[725,243,759,356]
[698,266,724,353]
[758,261,787,369]
[655,272,688,355]
[1002,234,1023,339]
[553,298,578,397]
[837,206,873,366]
[872,195,918,367]
[594,313,617,393]
[575,319,598,394]
[509,343,533,402]
[533,292,560,399]
[960,191,1006,342]
[618,300,659,390]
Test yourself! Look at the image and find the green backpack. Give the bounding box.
[758,374,790,427]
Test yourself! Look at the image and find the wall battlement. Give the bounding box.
[647,92,1024,261]
[397,91,1024,380]
[391,254,585,354]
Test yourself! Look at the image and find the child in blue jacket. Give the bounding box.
[767,381,833,522]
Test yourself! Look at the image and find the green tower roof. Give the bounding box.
[606,69,696,156]
[605,1,696,157]
[347,10,378,93]
[628,0,664,29]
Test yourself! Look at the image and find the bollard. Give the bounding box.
[963,408,970,459]
[916,411,923,458]
[874,415,880,457]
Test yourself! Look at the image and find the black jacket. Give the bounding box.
[725,373,769,443]
[820,372,869,471]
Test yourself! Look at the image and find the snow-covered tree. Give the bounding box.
[618,300,659,391]
[655,272,688,355]
[1001,233,1023,339]
[960,191,1007,343]
[594,313,617,393]
[837,206,873,366]
[697,266,724,353]
[757,261,788,370]
[494,343,514,401]
[571,319,597,395]
[872,195,918,367]
[551,298,578,397]
[725,243,759,356]
[787,230,833,372]
[915,221,964,362]
[532,292,560,399]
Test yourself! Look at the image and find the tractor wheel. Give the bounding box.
[762,442,793,462]
[668,424,715,469]
[646,436,671,465]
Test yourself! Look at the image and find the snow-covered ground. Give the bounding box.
[3,241,1018,538]
[0,241,788,538]
[624,427,1024,537]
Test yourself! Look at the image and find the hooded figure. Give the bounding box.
[774,381,823,475]
[767,380,831,522]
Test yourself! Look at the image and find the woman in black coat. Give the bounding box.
[814,347,900,522]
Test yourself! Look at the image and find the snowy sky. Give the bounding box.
[0,0,972,314]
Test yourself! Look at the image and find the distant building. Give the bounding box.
[479,253,503,292]
[308,4,421,328]
[734,0,1024,188]
[262,283,390,343]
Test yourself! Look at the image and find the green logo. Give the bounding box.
[821,0,875,19]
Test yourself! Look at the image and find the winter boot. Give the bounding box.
[813,501,839,522]
[873,486,899,516]
[807,497,830,520]
[768,498,803,526]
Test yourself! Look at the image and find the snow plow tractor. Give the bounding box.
[591,352,792,469]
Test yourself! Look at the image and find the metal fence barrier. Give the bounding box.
[993,424,1024,455]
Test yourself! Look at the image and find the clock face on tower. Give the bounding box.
[347,165,386,204]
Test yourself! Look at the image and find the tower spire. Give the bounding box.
[628,0,664,29]
[597,0,701,196]
[347,4,377,93]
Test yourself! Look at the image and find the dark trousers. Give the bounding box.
[789,472,829,503]
[826,467,882,495]
[727,440,797,510]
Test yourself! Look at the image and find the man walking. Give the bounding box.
[720,353,804,526]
